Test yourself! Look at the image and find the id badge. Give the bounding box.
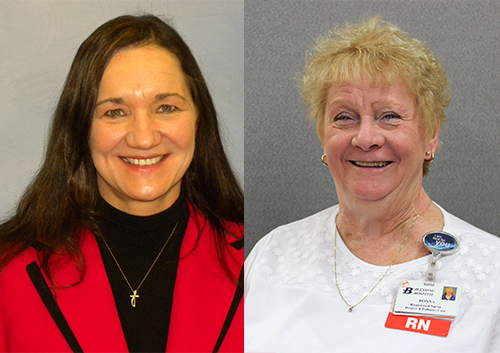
[385,280,461,337]
[393,279,461,318]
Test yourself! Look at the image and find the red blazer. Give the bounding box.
[0,208,243,352]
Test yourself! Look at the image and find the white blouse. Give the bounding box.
[245,204,500,352]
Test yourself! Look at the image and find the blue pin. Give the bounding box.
[423,231,459,255]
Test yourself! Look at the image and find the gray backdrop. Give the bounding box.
[0,0,243,219]
[245,0,500,256]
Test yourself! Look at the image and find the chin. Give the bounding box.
[348,184,393,202]
[133,183,181,201]
[129,190,170,203]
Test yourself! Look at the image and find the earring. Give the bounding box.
[425,151,435,163]
[321,154,328,166]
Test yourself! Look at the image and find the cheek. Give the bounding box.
[395,130,426,158]
[324,130,351,157]
[89,123,123,158]
[169,119,196,150]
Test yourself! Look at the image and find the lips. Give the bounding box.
[351,161,392,168]
[122,155,165,166]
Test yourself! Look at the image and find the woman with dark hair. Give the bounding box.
[0,14,243,352]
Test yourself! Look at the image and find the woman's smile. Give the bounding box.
[350,160,392,168]
[121,155,166,166]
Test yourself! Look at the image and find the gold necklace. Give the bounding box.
[334,201,432,312]
[102,222,178,308]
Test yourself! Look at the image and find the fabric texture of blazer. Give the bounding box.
[0,206,243,352]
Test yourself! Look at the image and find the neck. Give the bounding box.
[336,188,442,265]
[99,187,182,216]
[338,186,427,236]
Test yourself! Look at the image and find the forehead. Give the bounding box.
[98,44,189,97]
[329,60,408,86]
[326,78,416,109]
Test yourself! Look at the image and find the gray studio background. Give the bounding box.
[0,0,243,219]
[245,0,500,256]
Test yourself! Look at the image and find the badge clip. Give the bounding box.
[422,231,459,285]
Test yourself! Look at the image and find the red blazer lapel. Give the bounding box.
[0,248,72,352]
[166,208,244,353]
[0,233,128,352]
[53,232,128,352]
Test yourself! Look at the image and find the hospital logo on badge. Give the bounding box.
[402,287,413,294]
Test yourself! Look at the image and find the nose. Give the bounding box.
[351,119,384,151]
[126,112,162,149]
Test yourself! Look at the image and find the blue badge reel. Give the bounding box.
[422,231,459,282]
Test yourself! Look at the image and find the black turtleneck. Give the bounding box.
[94,195,189,353]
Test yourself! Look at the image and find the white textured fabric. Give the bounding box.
[245,204,500,352]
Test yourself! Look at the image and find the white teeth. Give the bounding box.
[123,156,165,166]
[353,161,390,167]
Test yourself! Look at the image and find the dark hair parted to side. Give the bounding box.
[0,15,243,284]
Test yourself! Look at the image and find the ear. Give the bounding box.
[426,123,440,154]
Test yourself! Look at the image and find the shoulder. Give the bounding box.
[185,206,243,276]
[222,220,244,247]
[245,206,337,284]
[248,205,337,256]
[0,231,97,289]
[439,204,500,270]
[188,204,243,248]
[440,204,500,248]
[0,247,38,283]
[439,205,500,306]
[0,247,40,314]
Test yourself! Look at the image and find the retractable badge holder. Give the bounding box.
[386,232,461,336]
[422,231,459,285]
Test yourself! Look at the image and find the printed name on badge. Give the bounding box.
[393,280,461,319]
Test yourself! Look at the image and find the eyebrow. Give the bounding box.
[155,92,187,102]
[95,92,188,107]
[95,97,124,107]
[329,97,403,109]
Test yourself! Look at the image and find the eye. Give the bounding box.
[381,112,401,120]
[158,105,177,113]
[333,113,354,122]
[332,112,358,128]
[104,109,125,118]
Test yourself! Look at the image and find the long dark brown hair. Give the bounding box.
[0,15,243,284]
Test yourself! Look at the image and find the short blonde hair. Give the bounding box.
[301,17,450,175]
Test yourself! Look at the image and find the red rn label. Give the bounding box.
[385,313,452,337]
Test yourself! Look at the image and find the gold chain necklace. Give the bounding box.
[334,201,431,312]
[102,222,178,308]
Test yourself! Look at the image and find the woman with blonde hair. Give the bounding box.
[245,17,500,352]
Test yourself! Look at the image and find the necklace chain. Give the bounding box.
[334,200,432,312]
[102,222,179,308]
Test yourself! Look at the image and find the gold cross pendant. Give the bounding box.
[130,290,139,307]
